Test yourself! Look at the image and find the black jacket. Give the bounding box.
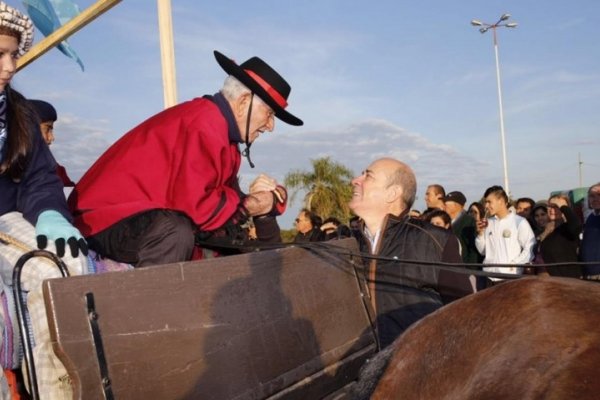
[539,206,582,278]
[452,210,481,264]
[357,214,472,348]
[293,227,325,243]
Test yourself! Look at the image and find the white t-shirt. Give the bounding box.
[475,211,535,279]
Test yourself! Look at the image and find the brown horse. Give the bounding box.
[351,277,600,399]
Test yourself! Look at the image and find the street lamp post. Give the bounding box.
[471,14,517,195]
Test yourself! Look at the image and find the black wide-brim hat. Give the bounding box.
[214,50,303,126]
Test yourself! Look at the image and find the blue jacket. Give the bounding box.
[0,115,70,225]
[581,213,600,275]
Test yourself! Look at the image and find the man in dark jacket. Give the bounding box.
[581,182,600,280]
[293,208,325,243]
[349,158,474,348]
[444,191,480,264]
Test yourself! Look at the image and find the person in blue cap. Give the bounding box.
[28,99,75,187]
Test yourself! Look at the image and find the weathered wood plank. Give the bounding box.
[43,239,376,399]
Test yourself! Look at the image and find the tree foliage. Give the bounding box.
[280,229,297,243]
[284,157,354,222]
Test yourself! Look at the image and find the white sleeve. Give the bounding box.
[512,218,536,264]
[475,232,486,255]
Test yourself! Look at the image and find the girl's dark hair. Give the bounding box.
[468,202,485,218]
[421,209,452,227]
[0,26,21,44]
[0,85,36,180]
[300,208,322,228]
[532,204,548,215]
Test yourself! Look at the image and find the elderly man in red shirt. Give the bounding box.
[69,51,302,267]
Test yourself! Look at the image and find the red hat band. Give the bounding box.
[244,69,288,109]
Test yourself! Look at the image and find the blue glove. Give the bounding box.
[35,210,88,258]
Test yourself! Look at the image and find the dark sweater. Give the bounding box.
[581,213,600,275]
[451,211,480,264]
[293,227,324,243]
[0,116,70,224]
[539,206,582,278]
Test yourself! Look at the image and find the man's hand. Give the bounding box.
[243,185,288,217]
[476,218,488,236]
[320,222,337,233]
[244,191,275,216]
[249,174,278,194]
[271,185,287,216]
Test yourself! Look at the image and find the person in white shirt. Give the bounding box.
[475,185,535,285]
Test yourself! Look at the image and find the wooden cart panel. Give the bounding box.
[43,239,376,399]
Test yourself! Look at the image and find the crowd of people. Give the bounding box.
[413,183,600,284]
[298,183,599,268]
[292,181,600,286]
[289,170,599,350]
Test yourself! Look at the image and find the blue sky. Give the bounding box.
[11,0,600,229]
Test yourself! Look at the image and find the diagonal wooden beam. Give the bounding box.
[17,0,122,71]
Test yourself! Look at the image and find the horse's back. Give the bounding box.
[371,277,600,399]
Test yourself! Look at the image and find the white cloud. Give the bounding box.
[552,17,586,31]
[50,114,115,181]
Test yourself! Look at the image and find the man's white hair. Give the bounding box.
[220,76,267,106]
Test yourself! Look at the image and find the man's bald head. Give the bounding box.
[349,157,417,233]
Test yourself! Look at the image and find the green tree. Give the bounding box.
[280,228,297,243]
[284,157,354,222]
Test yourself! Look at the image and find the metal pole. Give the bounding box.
[578,152,583,187]
[157,0,178,108]
[492,28,510,195]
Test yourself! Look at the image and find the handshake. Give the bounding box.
[243,174,288,217]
